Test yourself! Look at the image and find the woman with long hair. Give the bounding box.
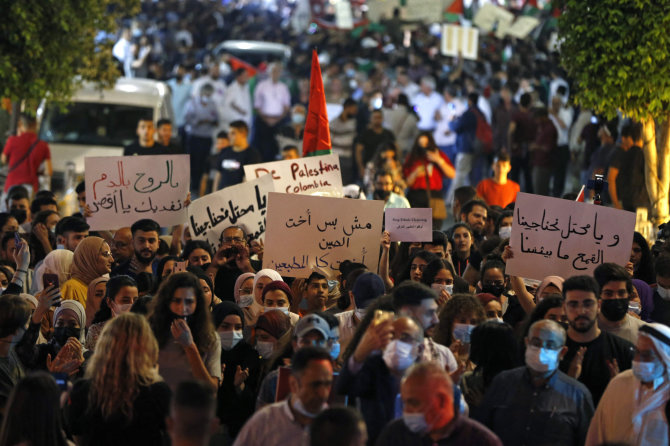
[0,372,72,446]
[403,132,455,228]
[148,272,221,390]
[60,237,113,308]
[28,209,59,267]
[631,231,655,284]
[65,313,171,445]
[85,275,138,352]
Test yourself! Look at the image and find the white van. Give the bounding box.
[37,77,174,191]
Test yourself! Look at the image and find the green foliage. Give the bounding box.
[558,0,670,121]
[0,0,139,105]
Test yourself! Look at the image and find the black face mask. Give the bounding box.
[374,189,392,200]
[600,298,629,322]
[482,284,505,298]
[10,209,27,224]
[53,326,80,346]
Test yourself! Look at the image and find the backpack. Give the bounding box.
[473,110,493,155]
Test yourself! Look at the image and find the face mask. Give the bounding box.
[345,68,356,78]
[219,330,243,351]
[10,209,27,224]
[264,306,289,315]
[498,226,512,239]
[453,323,474,343]
[403,412,429,434]
[53,326,80,346]
[525,345,560,375]
[49,227,56,236]
[256,340,274,358]
[291,113,305,125]
[658,286,670,300]
[292,396,327,418]
[629,301,642,315]
[481,284,505,298]
[57,244,65,250]
[632,360,665,383]
[330,341,341,360]
[431,283,453,295]
[382,340,417,372]
[111,301,132,317]
[237,294,254,308]
[201,96,211,105]
[354,308,366,321]
[374,189,391,200]
[600,298,629,322]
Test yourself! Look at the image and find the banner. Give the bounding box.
[473,4,514,32]
[243,154,343,196]
[506,193,636,281]
[385,208,432,242]
[263,193,384,278]
[441,24,479,60]
[188,175,275,253]
[86,155,190,230]
[404,0,444,22]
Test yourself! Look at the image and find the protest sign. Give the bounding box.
[188,175,275,253]
[365,0,397,22]
[505,16,540,39]
[385,208,432,242]
[473,4,514,32]
[263,193,384,278]
[404,0,444,22]
[85,155,190,230]
[244,154,343,197]
[335,0,354,29]
[441,25,479,60]
[506,192,636,281]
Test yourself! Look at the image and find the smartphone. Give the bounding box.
[14,232,21,248]
[43,273,61,307]
[173,261,187,273]
[51,372,68,391]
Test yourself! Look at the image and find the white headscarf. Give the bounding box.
[253,269,283,292]
[53,300,87,344]
[33,249,74,293]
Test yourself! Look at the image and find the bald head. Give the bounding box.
[528,319,566,346]
[112,227,133,264]
[401,362,455,431]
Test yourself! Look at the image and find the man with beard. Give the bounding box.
[459,199,488,246]
[209,225,260,300]
[370,169,409,209]
[558,275,634,405]
[111,219,160,280]
[110,227,133,268]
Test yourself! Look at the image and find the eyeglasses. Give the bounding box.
[100,251,113,258]
[222,237,245,244]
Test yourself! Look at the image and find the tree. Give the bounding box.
[0,0,139,108]
[558,0,670,224]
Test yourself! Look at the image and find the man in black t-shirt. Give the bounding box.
[607,121,650,212]
[123,116,175,156]
[213,120,261,190]
[650,254,670,325]
[354,109,395,180]
[558,275,634,405]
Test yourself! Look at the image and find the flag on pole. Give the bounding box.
[445,0,463,23]
[302,50,331,157]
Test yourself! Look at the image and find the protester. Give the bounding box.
[85,275,138,351]
[310,406,368,446]
[84,277,108,328]
[0,295,31,415]
[262,280,300,324]
[60,236,112,308]
[167,380,220,446]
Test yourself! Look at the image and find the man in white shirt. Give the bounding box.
[167,64,192,136]
[412,77,443,132]
[234,347,333,446]
[253,63,291,161]
[222,68,252,130]
[549,91,574,197]
[112,28,132,77]
[434,85,466,158]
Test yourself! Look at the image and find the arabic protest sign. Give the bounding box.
[385,208,432,242]
[404,0,444,22]
[188,175,275,253]
[263,193,384,278]
[473,3,514,32]
[506,192,636,281]
[505,16,540,40]
[243,154,343,197]
[441,25,479,60]
[86,155,190,231]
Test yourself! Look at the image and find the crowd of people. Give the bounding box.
[0,1,667,446]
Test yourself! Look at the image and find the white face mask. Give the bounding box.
[354,308,366,321]
[431,283,453,295]
[498,226,512,240]
[264,306,289,315]
[237,294,254,308]
[111,301,132,317]
[452,323,474,343]
[632,360,665,383]
[219,330,243,351]
[657,286,670,300]
[382,340,417,372]
[629,301,642,315]
[292,396,327,418]
[525,345,560,375]
[403,412,429,434]
[256,340,274,358]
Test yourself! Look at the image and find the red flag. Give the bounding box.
[446,0,463,14]
[228,56,258,77]
[302,50,332,157]
[576,185,585,202]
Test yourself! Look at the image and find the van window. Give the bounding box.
[39,102,152,147]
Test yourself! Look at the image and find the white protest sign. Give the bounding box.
[506,192,636,281]
[505,16,541,39]
[366,0,398,22]
[404,0,444,22]
[473,3,514,32]
[86,155,190,230]
[244,154,343,197]
[441,24,479,60]
[385,208,432,242]
[263,193,384,278]
[335,0,354,29]
[188,175,275,253]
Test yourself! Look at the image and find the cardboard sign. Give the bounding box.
[86,155,190,230]
[335,0,354,29]
[244,154,343,197]
[263,193,384,278]
[385,208,432,242]
[506,17,541,39]
[506,192,636,281]
[473,3,514,32]
[441,24,479,60]
[188,175,275,253]
[404,0,444,22]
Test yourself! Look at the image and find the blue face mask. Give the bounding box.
[330,341,341,360]
[452,323,474,343]
[403,412,429,434]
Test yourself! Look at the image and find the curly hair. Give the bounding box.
[421,259,456,286]
[433,293,485,347]
[85,313,160,421]
[148,272,216,356]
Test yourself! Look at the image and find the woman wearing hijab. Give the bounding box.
[61,237,113,308]
[16,299,88,375]
[19,294,47,344]
[632,279,654,322]
[234,272,255,328]
[85,277,108,329]
[212,302,262,438]
[31,249,73,295]
[247,269,282,327]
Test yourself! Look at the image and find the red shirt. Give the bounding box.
[403,151,454,191]
[476,178,520,208]
[2,132,51,192]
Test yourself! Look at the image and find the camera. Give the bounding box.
[652,221,670,257]
[222,246,239,258]
[587,174,607,205]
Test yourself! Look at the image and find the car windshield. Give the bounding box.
[39,102,152,147]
